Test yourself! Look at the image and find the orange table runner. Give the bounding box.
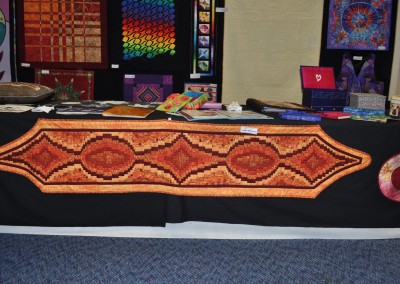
[0,119,371,198]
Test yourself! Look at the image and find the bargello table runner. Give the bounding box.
[0,119,371,198]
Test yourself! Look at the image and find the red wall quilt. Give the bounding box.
[17,0,108,69]
[35,69,94,100]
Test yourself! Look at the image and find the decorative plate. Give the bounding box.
[378,153,400,202]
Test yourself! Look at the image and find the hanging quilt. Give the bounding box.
[35,69,95,100]
[121,0,177,60]
[112,0,192,71]
[192,0,216,76]
[123,74,173,102]
[327,0,392,51]
[0,1,11,82]
[17,0,108,69]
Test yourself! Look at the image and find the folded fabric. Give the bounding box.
[157,92,207,112]
[183,92,209,110]
[336,53,384,95]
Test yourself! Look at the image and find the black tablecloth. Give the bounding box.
[0,110,399,227]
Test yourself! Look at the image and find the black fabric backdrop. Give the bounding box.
[319,0,398,98]
[3,1,400,228]
[10,0,225,101]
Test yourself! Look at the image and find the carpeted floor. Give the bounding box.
[1,233,400,283]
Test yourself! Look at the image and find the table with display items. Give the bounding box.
[0,110,399,228]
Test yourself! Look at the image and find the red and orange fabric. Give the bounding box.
[18,0,107,69]
[0,119,371,198]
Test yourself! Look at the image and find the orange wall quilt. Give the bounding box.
[17,0,107,69]
[0,119,371,198]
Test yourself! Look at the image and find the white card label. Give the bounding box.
[240,126,258,135]
[216,7,228,13]
[190,73,201,79]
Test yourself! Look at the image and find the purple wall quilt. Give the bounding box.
[327,0,392,51]
[123,74,173,102]
[0,1,11,82]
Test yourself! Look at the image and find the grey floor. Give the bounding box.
[2,221,400,239]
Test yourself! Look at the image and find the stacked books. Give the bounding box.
[343,106,389,123]
[179,110,273,121]
[316,111,351,120]
[102,106,154,118]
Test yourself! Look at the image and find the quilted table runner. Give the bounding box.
[0,119,371,198]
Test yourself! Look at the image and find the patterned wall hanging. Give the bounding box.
[184,82,217,102]
[112,0,193,72]
[121,0,176,60]
[192,0,216,76]
[123,74,173,102]
[17,0,108,69]
[35,69,95,100]
[327,0,392,51]
[0,1,11,82]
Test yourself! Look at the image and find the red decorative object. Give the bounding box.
[300,66,336,89]
[378,153,400,202]
[0,119,371,198]
[35,69,94,100]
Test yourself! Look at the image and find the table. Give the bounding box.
[0,110,399,228]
